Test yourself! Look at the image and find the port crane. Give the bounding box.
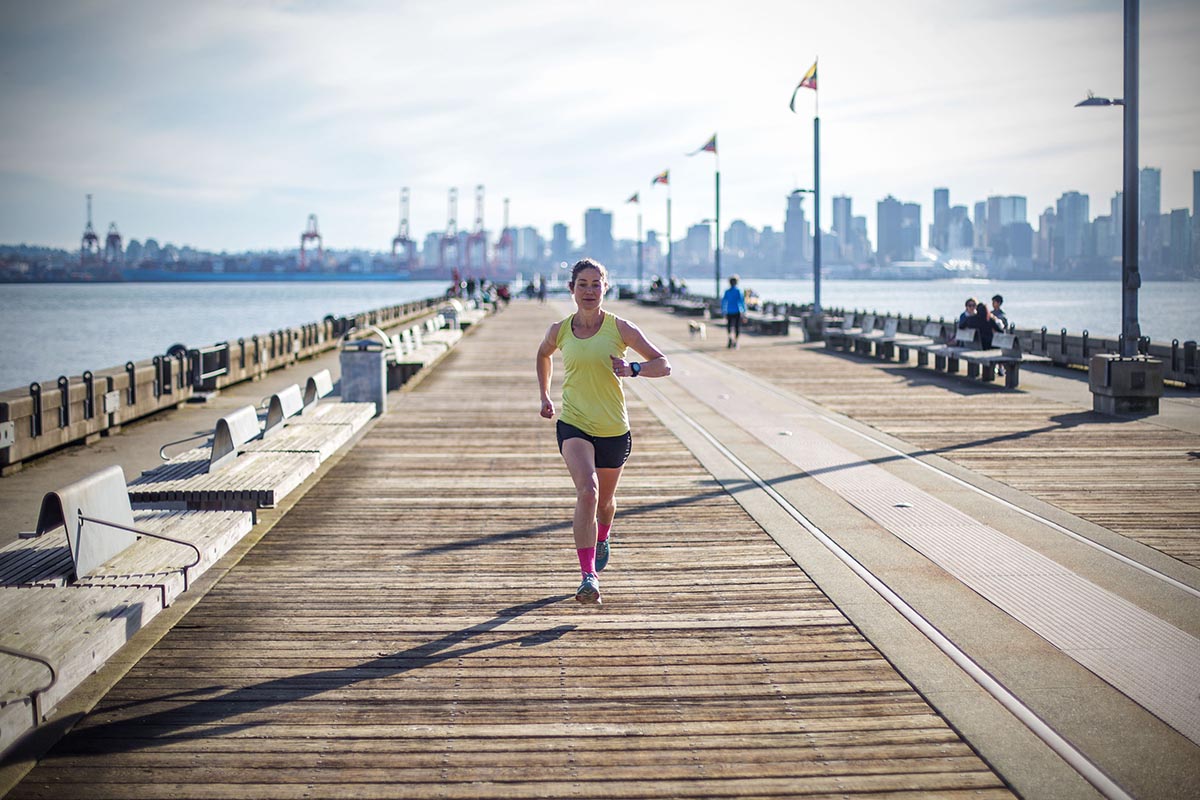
[80,194,101,266]
[494,197,515,276]
[465,185,488,275]
[439,188,460,273]
[391,187,415,268]
[299,214,323,271]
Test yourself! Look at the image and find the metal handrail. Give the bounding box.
[158,430,211,461]
[0,644,57,724]
[77,512,202,593]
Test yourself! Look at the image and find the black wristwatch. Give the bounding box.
[630,361,642,377]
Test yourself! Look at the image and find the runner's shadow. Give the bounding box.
[40,595,575,756]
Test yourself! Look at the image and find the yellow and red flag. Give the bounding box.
[651,169,669,186]
[626,192,640,203]
[789,60,818,112]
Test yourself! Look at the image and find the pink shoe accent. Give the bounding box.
[597,522,612,542]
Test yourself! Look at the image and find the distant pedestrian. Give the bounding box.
[990,294,1008,331]
[721,275,746,349]
[537,275,547,303]
[973,301,1004,349]
[957,297,978,330]
[536,258,672,605]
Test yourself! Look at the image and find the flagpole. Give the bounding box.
[667,189,673,284]
[715,154,721,300]
[813,113,821,317]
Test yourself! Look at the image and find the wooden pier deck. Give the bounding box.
[4,298,1199,799]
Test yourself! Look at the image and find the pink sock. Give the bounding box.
[576,547,596,576]
[597,522,611,542]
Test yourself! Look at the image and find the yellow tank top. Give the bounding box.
[556,312,630,437]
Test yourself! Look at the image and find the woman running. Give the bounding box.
[536,258,671,605]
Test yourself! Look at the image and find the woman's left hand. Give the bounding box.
[610,355,631,378]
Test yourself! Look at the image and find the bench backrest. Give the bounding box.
[994,333,1018,354]
[210,405,262,471]
[882,318,899,337]
[36,465,136,579]
[859,314,876,332]
[922,321,944,339]
[304,369,334,408]
[265,384,304,436]
[952,326,978,347]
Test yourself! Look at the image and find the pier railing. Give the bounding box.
[803,304,1199,388]
[0,296,445,475]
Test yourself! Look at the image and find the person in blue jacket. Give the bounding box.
[721,275,746,349]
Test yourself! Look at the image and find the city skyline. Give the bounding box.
[1,1,1197,253]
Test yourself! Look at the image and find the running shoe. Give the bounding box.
[575,572,601,605]
[595,538,610,572]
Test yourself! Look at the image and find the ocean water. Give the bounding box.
[1,278,1197,392]
[0,281,448,391]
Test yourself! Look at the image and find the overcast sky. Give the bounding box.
[1,0,1197,254]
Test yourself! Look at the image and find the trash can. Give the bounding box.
[339,333,389,417]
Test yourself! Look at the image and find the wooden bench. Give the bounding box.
[822,312,859,350]
[743,310,790,335]
[918,326,979,374]
[836,313,876,352]
[886,321,947,364]
[666,299,709,317]
[958,333,1052,388]
[128,405,318,514]
[1,466,253,756]
[851,317,898,357]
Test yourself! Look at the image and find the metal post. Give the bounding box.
[666,196,673,283]
[813,115,822,316]
[715,169,722,300]
[1121,0,1140,357]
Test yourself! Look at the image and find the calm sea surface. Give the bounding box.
[1,278,1197,391]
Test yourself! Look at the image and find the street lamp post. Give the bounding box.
[1076,0,1162,414]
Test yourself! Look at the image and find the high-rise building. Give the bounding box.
[947,206,973,252]
[551,223,571,264]
[877,195,919,262]
[974,201,988,248]
[931,188,950,251]
[1193,171,1200,271]
[724,220,756,257]
[583,208,613,264]
[784,190,810,268]
[1036,207,1056,268]
[1055,191,1090,265]
[832,196,852,237]
[686,223,712,267]
[1139,167,1161,224]
[1168,208,1191,275]
[987,196,1027,242]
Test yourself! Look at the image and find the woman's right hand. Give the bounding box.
[540,398,555,419]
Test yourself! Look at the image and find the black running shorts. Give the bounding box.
[556,421,632,469]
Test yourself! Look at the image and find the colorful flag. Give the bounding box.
[626,192,640,204]
[652,169,669,186]
[687,133,717,156]
[789,60,818,112]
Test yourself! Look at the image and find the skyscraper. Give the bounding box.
[1139,167,1161,224]
[931,188,950,251]
[784,190,810,269]
[877,195,919,262]
[1056,191,1090,265]
[583,208,613,264]
[551,223,571,264]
